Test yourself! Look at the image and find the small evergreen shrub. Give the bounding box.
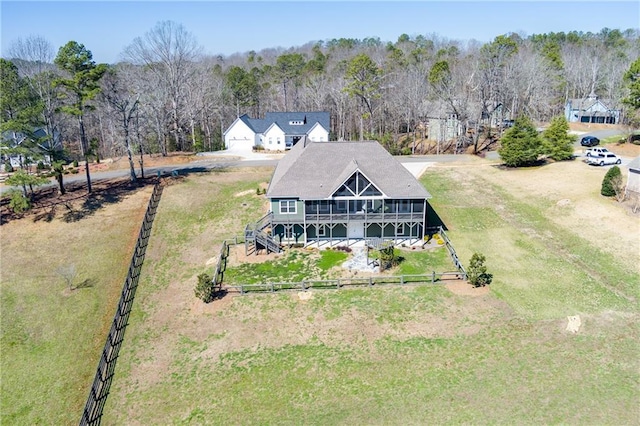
[467,252,493,287]
[601,166,621,197]
[4,162,14,173]
[379,246,399,271]
[72,160,79,167]
[8,190,31,213]
[194,273,215,303]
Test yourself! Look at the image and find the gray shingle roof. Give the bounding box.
[266,140,431,200]
[244,111,330,136]
[227,111,330,137]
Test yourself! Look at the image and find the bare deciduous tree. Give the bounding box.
[123,21,201,152]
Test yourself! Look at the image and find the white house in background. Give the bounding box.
[224,111,330,152]
[626,156,640,201]
[565,93,620,124]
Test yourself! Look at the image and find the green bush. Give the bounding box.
[379,246,399,271]
[4,161,14,173]
[72,160,79,168]
[8,189,31,213]
[467,252,493,287]
[601,166,621,197]
[194,273,215,303]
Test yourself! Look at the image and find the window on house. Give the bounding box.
[336,200,347,212]
[277,137,281,144]
[396,223,405,234]
[318,201,330,213]
[279,200,297,214]
[332,171,382,197]
[269,137,273,144]
[397,200,410,213]
[317,225,326,236]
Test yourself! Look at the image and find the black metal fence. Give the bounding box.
[79,182,163,426]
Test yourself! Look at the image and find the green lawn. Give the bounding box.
[0,185,152,425]
[6,164,637,425]
[422,168,638,319]
[101,165,638,424]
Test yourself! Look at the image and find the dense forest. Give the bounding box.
[1,21,639,165]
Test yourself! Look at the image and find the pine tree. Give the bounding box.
[54,41,106,193]
[542,116,575,161]
[498,116,542,167]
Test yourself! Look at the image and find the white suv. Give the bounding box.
[586,153,622,166]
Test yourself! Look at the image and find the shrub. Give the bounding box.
[4,161,14,173]
[601,166,622,197]
[37,161,46,170]
[379,246,399,271]
[467,252,493,287]
[194,273,215,303]
[8,190,31,213]
[72,160,79,167]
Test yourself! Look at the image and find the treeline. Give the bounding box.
[2,21,639,167]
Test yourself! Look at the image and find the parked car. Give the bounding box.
[586,153,621,166]
[585,147,610,157]
[580,136,600,147]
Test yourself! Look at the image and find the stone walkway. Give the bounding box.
[341,248,379,273]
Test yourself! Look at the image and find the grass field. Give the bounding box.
[0,183,153,424]
[99,159,637,424]
[2,158,638,424]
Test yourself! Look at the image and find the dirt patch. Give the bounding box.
[607,142,640,157]
[568,123,627,133]
[104,152,197,171]
[446,280,491,296]
[228,243,284,264]
[0,176,157,226]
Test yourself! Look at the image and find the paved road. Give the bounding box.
[1,133,633,194]
[1,150,480,194]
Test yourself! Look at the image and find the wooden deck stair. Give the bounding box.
[244,212,281,255]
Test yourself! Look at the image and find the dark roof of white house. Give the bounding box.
[266,139,431,200]
[240,111,330,136]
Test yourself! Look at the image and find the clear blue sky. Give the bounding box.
[2,1,639,64]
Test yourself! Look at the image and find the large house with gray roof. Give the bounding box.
[250,138,431,247]
[224,111,330,152]
[565,94,620,124]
